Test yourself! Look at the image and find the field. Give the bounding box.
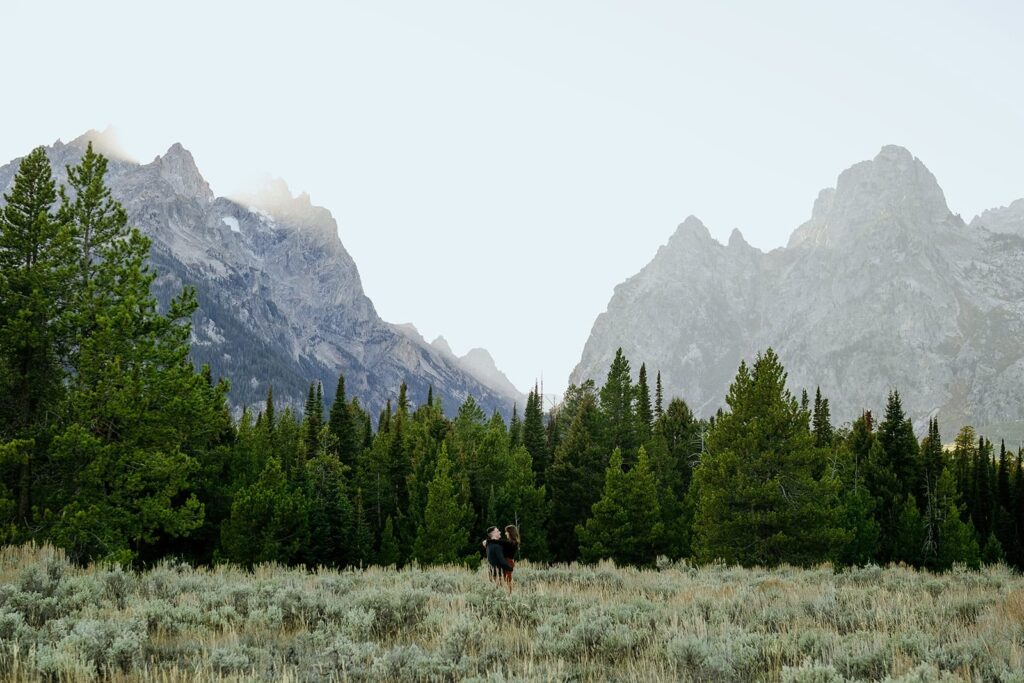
[0,545,1022,682]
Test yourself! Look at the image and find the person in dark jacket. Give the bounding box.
[481,526,513,587]
[499,525,521,593]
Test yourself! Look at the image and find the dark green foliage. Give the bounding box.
[547,387,607,561]
[220,458,308,566]
[576,447,663,566]
[599,348,637,459]
[635,363,653,444]
[522,386,548,485]
[302,454,354,568]
[413,444,471,564]
[691,349,848,567]
[377,515,401,566]
[328,374,358,467]
[811,387,833,448]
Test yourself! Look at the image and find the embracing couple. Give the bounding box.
[481,525,520,594]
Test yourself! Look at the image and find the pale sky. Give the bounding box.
[3,1,1023,399]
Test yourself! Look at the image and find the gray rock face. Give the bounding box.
[0,130,523,418]
[570,146,1024,430]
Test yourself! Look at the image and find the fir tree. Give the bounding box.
[576,447,663,566]
[599,348,638,459]
[973,437,994,541]
[328,374,357,467]
[811,387,833,448]
[654,371,664,420]
[635,363,653,444]
[522,386,549,484]
[303,382,324,457]
[892,495,924,565]
[508,403,522,449]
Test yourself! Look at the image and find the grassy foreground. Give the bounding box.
[0,545,1022,682]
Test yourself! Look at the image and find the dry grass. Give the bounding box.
[0,544,1022,681]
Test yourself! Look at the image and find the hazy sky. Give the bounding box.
[3,1,1023,400]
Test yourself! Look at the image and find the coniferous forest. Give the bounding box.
[2,146,1024,573]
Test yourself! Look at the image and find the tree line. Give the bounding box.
[1,146,1022,571]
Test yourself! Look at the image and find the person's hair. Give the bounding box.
[504,525,521,547]
[486,526,499,535]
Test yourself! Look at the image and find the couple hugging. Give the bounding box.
[481,525,520,594]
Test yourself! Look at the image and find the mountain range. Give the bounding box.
[0,130,524,418]
[570,145,1024,433]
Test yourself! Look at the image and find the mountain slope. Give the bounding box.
[571,146,1024,429]
[0,130,523,418]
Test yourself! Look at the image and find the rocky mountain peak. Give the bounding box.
[232,178,338,244]
[154,143,213,204]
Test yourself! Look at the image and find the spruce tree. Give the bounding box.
[892,495,924,565]
[328,374,357,467]
[351,488,374,567]
[576,447,663,566]
[303,382,324,457]
[508,403,522,449]
[973,437,994,542]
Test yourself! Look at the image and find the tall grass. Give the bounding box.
[0,544,1021,681]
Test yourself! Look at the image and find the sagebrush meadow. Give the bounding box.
[1,544,1023,682]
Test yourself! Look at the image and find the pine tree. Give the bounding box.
[0,146,73,525]
[866,390,921,562]
[929,467,980,570]
[691,349,847,566]
[220,458,308,566]
[635,363,653,445]
[599,348,638,459]
[576,447,663,566]
[522,386,549,484]
[328,374,357,467]
[648,398,699,558]
[413,444,471,564]
[546,390,607,561]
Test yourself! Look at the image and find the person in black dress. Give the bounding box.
[482,526,512,586]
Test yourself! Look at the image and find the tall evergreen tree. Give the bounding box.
[328,374,357,467]
[547,390,607,561]
[576,447,663,566]
[303,382,324,457]
[654,371,664,420]
[508,403,522,449]
[599,348,638,459]
[522,386,549,484]
[220,457,308,566]
[973,437,994,542]
[0,147,72,525]
[413,444,471,564]
[301,453,355,568]
[691,349,847,566]
[635,363,653,444]
[811,387,833,448]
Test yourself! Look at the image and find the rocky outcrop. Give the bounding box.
[571,146,1024,430]
[0,130,523,418]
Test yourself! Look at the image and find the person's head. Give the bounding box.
[486,526,501,540]
[504,525,521,546]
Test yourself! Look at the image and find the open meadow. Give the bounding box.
[0,545,1022,682]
